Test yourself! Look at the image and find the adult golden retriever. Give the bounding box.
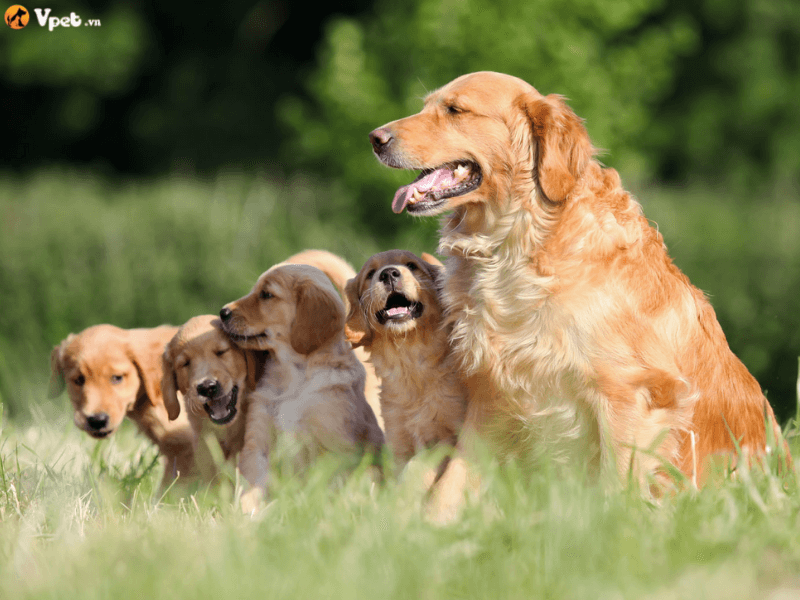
[50,324,198,487]
[369,71,788,496]
[219,264,385,511]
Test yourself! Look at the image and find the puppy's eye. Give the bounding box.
[366,270,376,280]
[74,375,85,386]
[445,104,462,115]
[215,348,228,357]
[406,262,418,271]
[110,374,123,385]
[259,290,272,300]
[181,359,190,369]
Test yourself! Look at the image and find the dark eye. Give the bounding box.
[111,374,123,385]
[259,290,272,300]
[215,348,228,357]
[181,359,190,369]
[366,270,376,280]
[74,375,85,386]
[445,104,462,115]
[406,262,418,271]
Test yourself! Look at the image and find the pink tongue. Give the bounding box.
[392,167,456,214]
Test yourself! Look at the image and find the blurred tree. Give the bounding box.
[277,0,699,234]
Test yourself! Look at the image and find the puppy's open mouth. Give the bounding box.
[392,161,482,215]
[376,292,423,325]
[203,385,239,425]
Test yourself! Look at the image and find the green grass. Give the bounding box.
[1,407,800,600]
[2,170,800,598]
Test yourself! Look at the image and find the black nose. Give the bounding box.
[86,413,109,430]
[219,307,232,322]
[369,128,393,153]
[379,267,401,284]
[196,379,220,398]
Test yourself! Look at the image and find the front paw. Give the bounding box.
[240,487,264,515]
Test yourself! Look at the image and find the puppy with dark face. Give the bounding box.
[219,264,385,512]
[161,315,268,460]
[49,324,197,486]
[345,250,467,510]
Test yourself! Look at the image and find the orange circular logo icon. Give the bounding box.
[5,5,29,29]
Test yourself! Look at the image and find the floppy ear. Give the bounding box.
[291,279,345,355]
[244,349,268,390]
[159,347,182,421]
[343,277,373,348]
[521,93,594,204]
[421,252,444,268]
[48,334,73,398]
[127,335,173,417]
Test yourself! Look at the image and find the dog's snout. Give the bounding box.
[86,413,109,430]
[219,307,232,322]
[369,128,393,153]
[379,267,401,285]
[196,379,221,398]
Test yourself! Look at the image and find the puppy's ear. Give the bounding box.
[244,349,268,390]
[343,277,373,348]
[48,334,74,398]
[520,93,594,204]
[127,334,175,418]
[421,252,444,268]
[291,279,345,355]
[159,345,181,421]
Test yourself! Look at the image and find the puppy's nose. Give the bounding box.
[219,307,232,322]
[196,379,220,398]
[378,267,401,284]
[86,413,109,431]
[369,128,393,152]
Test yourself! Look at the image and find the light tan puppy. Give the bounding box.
[219,264,385,511]
[49,324,196,487]
[369,71,789,508]
[161,315,269,462]
[279,249,384,429]
[345,250,466,464]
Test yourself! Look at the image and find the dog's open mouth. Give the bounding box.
[392,161,482,214]
[203,385,239,425]
[223,326,268,345]
[376,292,423,324]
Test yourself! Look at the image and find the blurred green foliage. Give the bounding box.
[0,173,798,422]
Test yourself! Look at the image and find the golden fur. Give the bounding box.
[344,250,466,465]
[370,71,788,498]
[161,315,269,461]
[279,249,384,430]
[220,264,385,511]
[49,324,197,487]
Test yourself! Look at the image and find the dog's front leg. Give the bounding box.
[238,401,272,514]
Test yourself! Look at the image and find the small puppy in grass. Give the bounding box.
[219,263,385,512]
[161,315,269,465]
[277,249,384,430]
[49,324,197,488]
[344,250,468,512]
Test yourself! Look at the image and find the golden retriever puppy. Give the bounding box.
[161,315,268,462]
[369,71,788,499]
[344,250,466,463]
[219,264,385,511]
[279,249,384,429]
[49,324,197,487]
